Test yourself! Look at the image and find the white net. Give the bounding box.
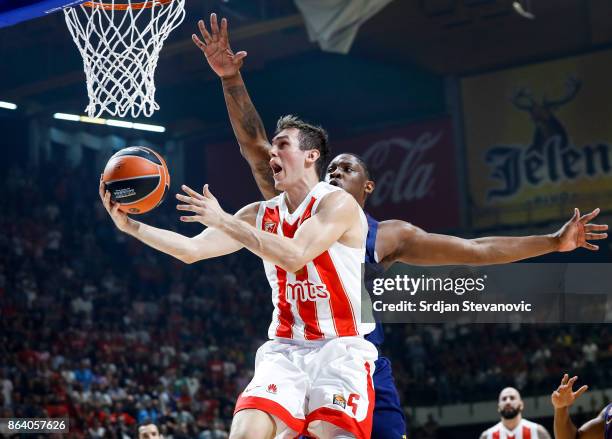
[64,0,186,118]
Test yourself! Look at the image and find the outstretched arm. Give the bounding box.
[552,374,604,439]
[100,178,244,264]
[177,185,360,273]
[192,14,277,200]
[378,208,607,266]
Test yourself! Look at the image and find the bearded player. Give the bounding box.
[101,117,379,437]
[551,374,611,439]
[480,387,551,439]
[192,13,608,439]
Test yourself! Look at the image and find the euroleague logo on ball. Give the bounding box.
[113,188,136,199]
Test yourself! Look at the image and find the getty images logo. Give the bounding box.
[286,280,330,302]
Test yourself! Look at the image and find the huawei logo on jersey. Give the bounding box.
[266,384,277,394]
[286,280,330,302]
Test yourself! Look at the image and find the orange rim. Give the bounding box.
[82,0,173,10]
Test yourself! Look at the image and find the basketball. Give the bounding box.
[102,146,170,214]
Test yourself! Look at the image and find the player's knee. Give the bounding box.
[230,409,276,439]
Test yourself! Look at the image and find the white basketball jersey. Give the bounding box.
[482,419,540,439]
[255,181,375,341]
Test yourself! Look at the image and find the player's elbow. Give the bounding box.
[281,259,303,274]
[177,253,197,264]
[176,242,201,264]
[468,241,502,265]
[281,251,307,273]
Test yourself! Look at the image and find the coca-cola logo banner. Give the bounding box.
[462,50,612,228]
[335,118,460,231]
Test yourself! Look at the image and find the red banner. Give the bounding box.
[334,118,460,231]
[205,141,265,212]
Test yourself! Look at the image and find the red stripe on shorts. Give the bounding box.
[234,395,305,433]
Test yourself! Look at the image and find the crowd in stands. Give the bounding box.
[1,160,611,438]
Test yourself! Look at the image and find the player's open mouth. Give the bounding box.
[271,162,283,176]
[328,179,341,187]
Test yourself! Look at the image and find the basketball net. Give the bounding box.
[64,0,186,118]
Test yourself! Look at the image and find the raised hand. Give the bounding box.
[99,175,133,233]
[556,208,608,252]
[176,184,227,228]
[551,374,588,409]
[192,13,247,79]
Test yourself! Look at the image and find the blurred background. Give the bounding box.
[1,0,612,437]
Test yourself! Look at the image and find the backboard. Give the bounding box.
[0,0,85,28]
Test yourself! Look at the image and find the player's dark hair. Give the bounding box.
[275,115,329,176]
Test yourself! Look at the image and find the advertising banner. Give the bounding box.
[335,118,460,231]
[462,50,612,228]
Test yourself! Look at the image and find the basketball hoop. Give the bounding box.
[64,0,186,118]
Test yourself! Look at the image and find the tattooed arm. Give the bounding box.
[222,74,277,200]
[193,13,278,200]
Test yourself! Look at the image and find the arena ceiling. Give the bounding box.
[0,0,611,136]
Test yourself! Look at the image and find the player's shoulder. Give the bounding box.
[600,403,612,420]
[316,182,359,209]
[235,201,263,223]
[378,219,419,238]
[521,418,539,428]
[521,419,548,435]
[259,192,283,207]
[530,420,551,439]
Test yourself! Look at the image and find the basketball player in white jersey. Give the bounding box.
[480,387,551,439]
[99,116,377,439]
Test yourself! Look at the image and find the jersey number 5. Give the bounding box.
[347,393,360,416]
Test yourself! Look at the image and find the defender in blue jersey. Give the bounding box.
[193,14,607,438]
[552,374,610,439]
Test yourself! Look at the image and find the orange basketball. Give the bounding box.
[102,146,170,214]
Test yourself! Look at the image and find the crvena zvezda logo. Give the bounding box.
[264,222,277,233]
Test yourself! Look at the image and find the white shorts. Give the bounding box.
[234,336,377,439]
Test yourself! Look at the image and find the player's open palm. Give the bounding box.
[192,13,247,79]
[99,176,130,232]
[556,208,608,252]
[551,374,588,409]
[177,184,227,228]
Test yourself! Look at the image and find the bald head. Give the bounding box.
[498,387,523,420]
